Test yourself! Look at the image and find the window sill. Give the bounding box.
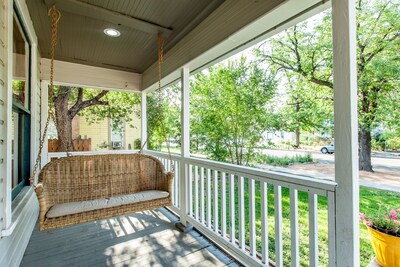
[1,186,35,238]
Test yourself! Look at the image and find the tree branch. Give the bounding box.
[69,90,109,119]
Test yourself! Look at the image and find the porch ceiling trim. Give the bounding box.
[142,0,330,92]
[41,58,141,92]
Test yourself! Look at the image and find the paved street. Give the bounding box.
[257,148,400,172]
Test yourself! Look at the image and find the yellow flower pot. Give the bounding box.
[367,226,400,267]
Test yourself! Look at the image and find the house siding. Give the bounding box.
[0,1,40,267]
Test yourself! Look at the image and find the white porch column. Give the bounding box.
[332,0,359,266]
[177,67,192,230]
[40,80,49,167]
[141,91,147,150]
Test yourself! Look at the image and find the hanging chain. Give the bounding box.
[139,34,175,172]
[29,6,61,186]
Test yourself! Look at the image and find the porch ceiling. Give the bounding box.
[26,0,225,73]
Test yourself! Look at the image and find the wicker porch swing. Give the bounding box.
[30,6,175,231]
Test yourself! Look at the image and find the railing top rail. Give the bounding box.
[146,150,337,193]
[48,150,140,158]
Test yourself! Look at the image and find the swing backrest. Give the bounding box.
[38,154,168,208]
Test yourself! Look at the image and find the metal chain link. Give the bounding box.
[29,6,61,186]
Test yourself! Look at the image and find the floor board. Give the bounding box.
[21,208,240,267]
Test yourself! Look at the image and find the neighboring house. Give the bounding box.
[77,113,141,151]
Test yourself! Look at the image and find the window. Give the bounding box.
[11,11,31,200]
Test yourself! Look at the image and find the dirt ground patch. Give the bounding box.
[286,162,400,188]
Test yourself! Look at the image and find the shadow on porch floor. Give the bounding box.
[21,208,240,267]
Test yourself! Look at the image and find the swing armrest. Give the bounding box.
[34,183,48,224]
[163,171,174,196]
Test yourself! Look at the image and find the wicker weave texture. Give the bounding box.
[35,154,173,231]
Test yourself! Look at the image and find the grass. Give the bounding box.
[190,174,400,267]
[253,153,313,166]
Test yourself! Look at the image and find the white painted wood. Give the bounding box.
[29,44,39,182]
[308,193,318,267]
[41,59,142,92]
[332,0,359,265]
[260,182,268,264]
[3,0,13,229]
[141,92,147,150]
[0,0,8,231]
[213,170,219,233]
[249,178,256,256]
[188,165,193,217]
[174,161,179,208]
[40,81,49,167]
[328,191,337,266]
[290,188,299,267]
[207,168,212,228]
[229,174,235,244]
[274,185,283,267]
[0,188,38,267]
[200,167,205,224]
[221,172,227,238]
[181,156,337,192]
[181,67,190,157]
[194,165,199,220]
[179,67,190,225]
[238,176,245,249]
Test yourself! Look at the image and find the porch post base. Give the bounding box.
[175,222,193,233]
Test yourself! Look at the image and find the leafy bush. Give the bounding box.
[253,153,313,166]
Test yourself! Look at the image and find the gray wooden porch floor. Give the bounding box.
[21,208,240,267]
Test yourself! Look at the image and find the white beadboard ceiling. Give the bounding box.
[27,0,225,73]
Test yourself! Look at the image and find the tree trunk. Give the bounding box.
[295,128,300,149]
[53,87,74,152]
[358,127,373,172]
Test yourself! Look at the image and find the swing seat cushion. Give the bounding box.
[34,154,174,231]
[46,190,170,218]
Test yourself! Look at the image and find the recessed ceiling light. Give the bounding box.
[104,28,120,37]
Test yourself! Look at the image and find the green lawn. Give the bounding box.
[192,176,400,267]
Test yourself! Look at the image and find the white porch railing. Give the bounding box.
[47,150,337,267]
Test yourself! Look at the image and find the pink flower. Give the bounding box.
[359,213,365,221]
[397,208,400,212]
[385,214,390,220]
[390,210,396,216]
[393,215,399,221]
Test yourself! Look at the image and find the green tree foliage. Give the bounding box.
[52,86,140,151]
[190,57,278,165]
[146,84,181,151]
[278,73,333,148]
[256,0,400,171]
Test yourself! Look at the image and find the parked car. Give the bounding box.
[321,143,334,154]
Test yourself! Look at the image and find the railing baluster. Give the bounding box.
[309,193,318,267]
[328,191,336,267]
[194,165,199,220]
[200,167,205,224]
[249,178,256,256]
[274,185,283,267]
[214,170,219,233]
[221,172,227,239]
[207,168,212,228]
[290,188,299,267]
[175,161,179,208]
[229,174,235,244]
[239,176,245,249]
[261,181,268,264]
[188,164,193,216]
